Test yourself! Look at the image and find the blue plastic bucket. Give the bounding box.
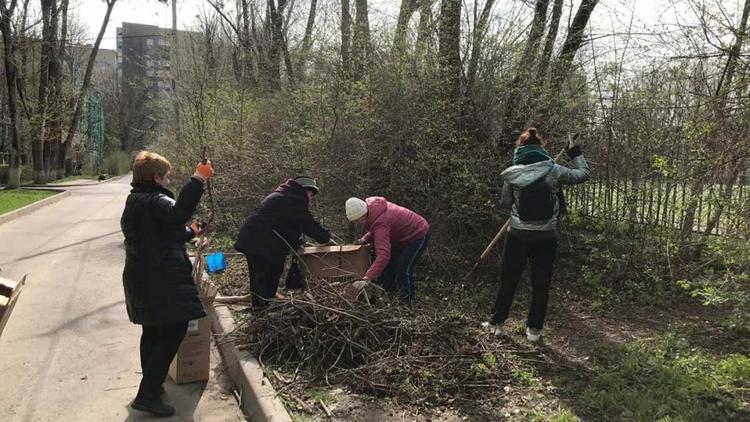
[205,252,227,273]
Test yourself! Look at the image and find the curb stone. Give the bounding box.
[208,304,293,422]
[0,189,70,225]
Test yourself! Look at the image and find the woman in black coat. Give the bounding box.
[234,176,333,306]
[120,151,214,416]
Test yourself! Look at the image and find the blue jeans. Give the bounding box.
[379,233,430,304]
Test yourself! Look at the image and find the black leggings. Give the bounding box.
[246,255,285,307]
[490,232,557,330]
[137,322,188,400]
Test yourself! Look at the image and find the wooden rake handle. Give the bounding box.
[478,218,511,262]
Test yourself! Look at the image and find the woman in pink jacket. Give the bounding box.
[346,197,430,304]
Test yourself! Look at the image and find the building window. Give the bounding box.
[146,39,154,47]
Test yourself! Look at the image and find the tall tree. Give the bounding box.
[438,0,461,100]
[415,0,434,61]
[61,0,117,166]
[298,0,317,76]
[467,0,496,92]
[536,0,563,83]
[683,0,750,257]
[0,0,22,188]
[393,0,418,55]
[340,0,352,75]
[35,0,64,182]
[351,0,371,79]
[550,0,600,90]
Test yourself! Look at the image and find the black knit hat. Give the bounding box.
[294,176,319,194]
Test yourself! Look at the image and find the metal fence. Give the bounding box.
[566,174,750,235]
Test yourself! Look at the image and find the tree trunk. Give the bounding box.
[265,0,282,89]
[340,0,352,76]
[35,0,54,183]
[0,0,22,188]
[693,163,743,259]
[715,0,750,100]
[438,0,461,100]
[273,0,294,84]
[393,0,417,55]
[550,0,599,90]
[56,0,69,177]
[239,0,257,85]
[416,0,434,61]
[466,0,495,91]
[521,0,550,67]
[536,0,563,84]
[61,0,116,162]
[351,0,371,79]
[501,0,550,128]
[298,0,317,76]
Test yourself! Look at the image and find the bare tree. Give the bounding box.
[60,0,117,171]
[536,0,563,84]
[393,0,418,55]
[0,0,22,187]
[340,0,352,75]
[351,0,371,79]
[550,0,600,90]
[438,0,461,100]
[467,0,496,92]
[298,0,317,76]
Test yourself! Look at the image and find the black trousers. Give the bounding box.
[379,233,430,304]
[490,232,557,330]
[246,254,285,307]
[137,321,188,400]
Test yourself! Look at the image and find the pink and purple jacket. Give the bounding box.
[359,197,430,280]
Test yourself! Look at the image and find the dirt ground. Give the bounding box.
[212,254,750,422]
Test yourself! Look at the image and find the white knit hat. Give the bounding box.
[345,197,368,221]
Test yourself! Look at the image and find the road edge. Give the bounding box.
[208,304,292,422]
[0,189,70,226]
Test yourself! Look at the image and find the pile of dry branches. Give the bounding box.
[235,280,512,403]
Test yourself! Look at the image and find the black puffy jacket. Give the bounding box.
[234,179,331,264]
[120,178,206,325]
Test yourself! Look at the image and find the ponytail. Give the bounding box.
[516,127,543,146]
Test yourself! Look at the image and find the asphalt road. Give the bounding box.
[0,175,243,421]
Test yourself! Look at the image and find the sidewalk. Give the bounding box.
[0,176,243,421]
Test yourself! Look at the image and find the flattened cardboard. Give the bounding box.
[299,244,370,281]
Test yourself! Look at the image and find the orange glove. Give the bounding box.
[195,160,214,179]
[190,222,203,237]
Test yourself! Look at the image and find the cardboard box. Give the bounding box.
[299,244,370,282]
[168,316,211,384]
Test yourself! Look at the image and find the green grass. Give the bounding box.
[581,334,750,421]
[0,189,56,214]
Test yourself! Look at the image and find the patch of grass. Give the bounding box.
[0,189,56,214]
[304,387,336,403]
[581,334,750,421]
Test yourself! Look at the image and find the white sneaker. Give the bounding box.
[481,321,504,336]
[526,327,542,342]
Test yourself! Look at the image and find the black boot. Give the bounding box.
[130,397,175,417]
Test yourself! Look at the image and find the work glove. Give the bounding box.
[566,134,583,159]
[190,221,203,237]
[567,133,581,149]
[195,160,214,181]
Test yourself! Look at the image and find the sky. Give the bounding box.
[68,0,737,53]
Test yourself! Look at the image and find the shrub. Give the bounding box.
[102,151,132,176]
